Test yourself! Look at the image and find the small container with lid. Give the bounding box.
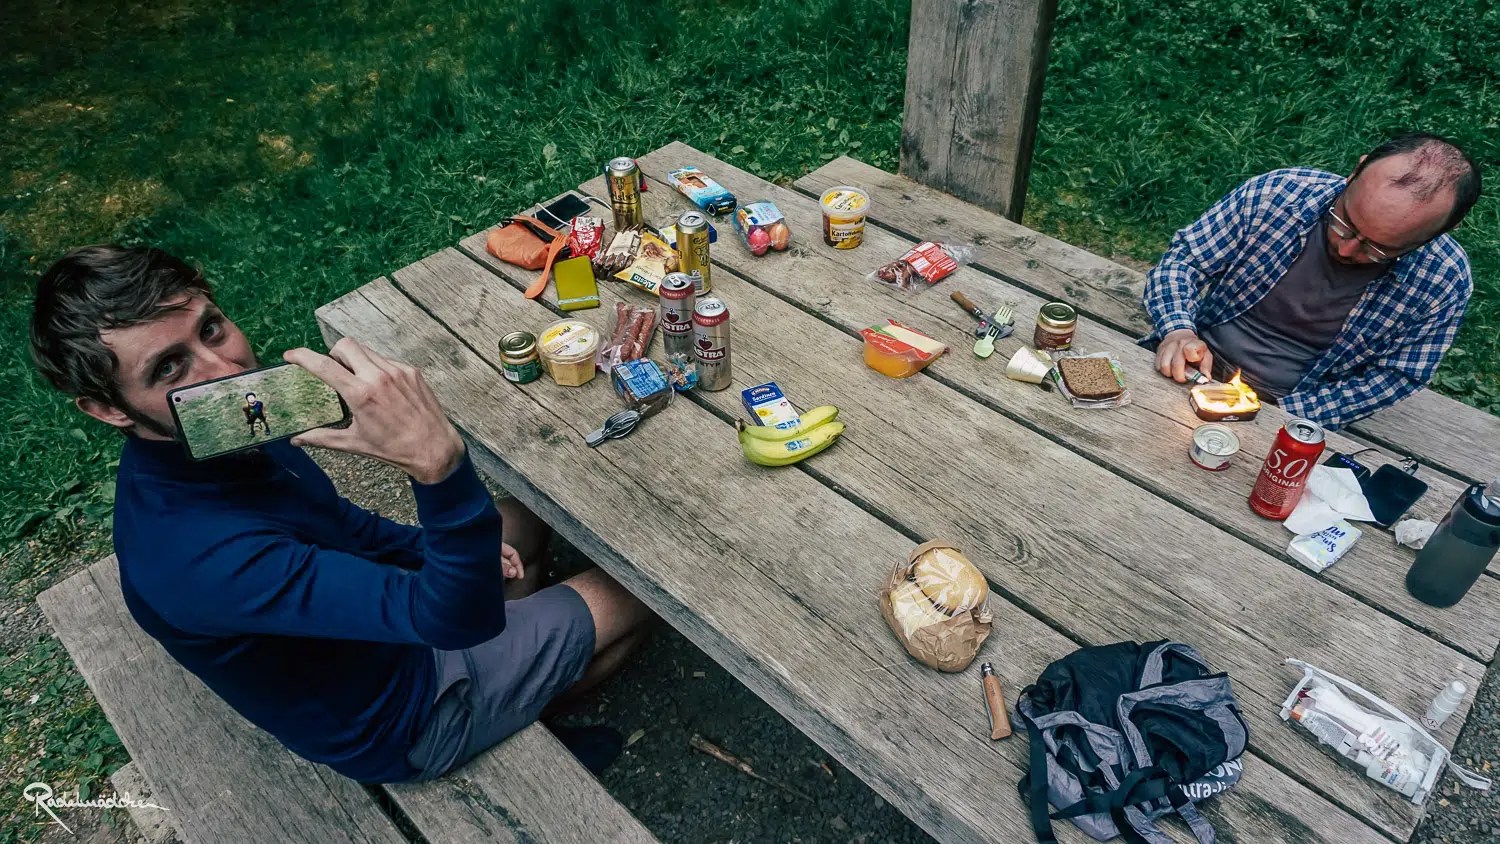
[538,319,601,387]
[1033,302,1078,350]
[498,331,542,384]
[820,186,870,249]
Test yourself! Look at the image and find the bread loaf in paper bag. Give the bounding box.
[880,540,993,672]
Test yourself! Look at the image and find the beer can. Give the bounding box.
[659,272,697,361]
[1250,418,1327,519]
[1189,424,1239,471]
[676,210,712,295]
[692,297,732,391]
[606,157,643,232]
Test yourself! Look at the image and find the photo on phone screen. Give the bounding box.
[168,363,348,461]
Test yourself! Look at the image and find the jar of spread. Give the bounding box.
[1033,302,1078,351]
[498,331,542,384]
[538,320,600,387]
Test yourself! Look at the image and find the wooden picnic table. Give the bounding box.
[317,142,1496,844]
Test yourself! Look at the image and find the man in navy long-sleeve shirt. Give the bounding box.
[31,245,653,782]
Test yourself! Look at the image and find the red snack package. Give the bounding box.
[869,241,975,290]
[567,216,606,260]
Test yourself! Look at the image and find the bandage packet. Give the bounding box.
[1288,520,1361,572]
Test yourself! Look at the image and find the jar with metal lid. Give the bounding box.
[1033,302,1078,351]
[498,331,542,384]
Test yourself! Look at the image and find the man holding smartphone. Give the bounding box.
[29,244,653,783]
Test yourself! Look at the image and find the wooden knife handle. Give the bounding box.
[982,668,1013,740]
[951,290,980,314]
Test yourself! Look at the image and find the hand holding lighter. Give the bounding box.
[980,663,1013,740]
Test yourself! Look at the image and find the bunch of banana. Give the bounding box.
[736,405,845,467]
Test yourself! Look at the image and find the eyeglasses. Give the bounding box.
[1324,202,1402,263]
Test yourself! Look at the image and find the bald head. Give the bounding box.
[1349,132,1480,235]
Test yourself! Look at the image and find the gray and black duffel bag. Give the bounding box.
[1016,640,1249,844]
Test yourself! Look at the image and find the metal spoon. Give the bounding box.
[585,409,641,447]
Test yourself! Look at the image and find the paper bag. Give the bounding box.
[879,540,993,672]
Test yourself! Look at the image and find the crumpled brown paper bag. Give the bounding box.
[879,540,993,672]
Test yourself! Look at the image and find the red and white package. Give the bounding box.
[567,216,606,260]
[869,241,976,290]
[598,301,657,374]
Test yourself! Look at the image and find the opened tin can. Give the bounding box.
[1190,424,1240,471]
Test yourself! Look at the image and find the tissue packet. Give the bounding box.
[1288,520,1361,572]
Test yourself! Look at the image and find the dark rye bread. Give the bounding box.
[1058,357,1123,400]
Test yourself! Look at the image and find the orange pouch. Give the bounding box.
[486,215,563,270]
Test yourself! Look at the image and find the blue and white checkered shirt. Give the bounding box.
[1140,168,1472,430]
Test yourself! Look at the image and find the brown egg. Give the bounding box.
[767,222,791,251]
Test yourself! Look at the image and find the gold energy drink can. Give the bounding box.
[606,157,644,232]
[676,210,712,295]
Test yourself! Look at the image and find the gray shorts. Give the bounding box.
[404,583,596,781]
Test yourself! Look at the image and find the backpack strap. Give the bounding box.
[1167,789,1217,843]
[1015,700,1060,844]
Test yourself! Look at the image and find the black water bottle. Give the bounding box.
[1405,479,1500,607]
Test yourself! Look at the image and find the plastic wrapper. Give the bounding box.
[612,358,673,417]
[733,201,792,257]
[1280,659,1490,805]
[597,302,657,374]
[664,353,699,392]
[880,540,993,672]
[868,241,976,290]
[612,230,678,294]
[566,216,606,261]
[593,228,640,280]
[666,166,737,215]
[859,320,947,378]
[1050,352,1132,409]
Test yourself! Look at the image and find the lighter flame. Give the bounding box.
[1191,370,1261,414]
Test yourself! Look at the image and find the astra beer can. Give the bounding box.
[659,272,697,361]
[692,297,732,392]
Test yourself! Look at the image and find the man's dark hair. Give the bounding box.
[30,245,214,406]
[1352,131,1482,232]
[246,393,256,401]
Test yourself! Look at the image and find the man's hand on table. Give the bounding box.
[1155,328,1215,383]
[285,338,465,485]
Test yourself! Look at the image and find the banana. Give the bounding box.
[738,420,846,467]
[736,405,841,442]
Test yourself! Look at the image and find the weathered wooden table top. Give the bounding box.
[317,142,1496,844]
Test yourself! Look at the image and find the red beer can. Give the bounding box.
[1249,418,1327,519]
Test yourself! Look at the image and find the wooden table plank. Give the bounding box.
[795,155,1500,486]
[593,143,1500,665]
[37,558,408,844]
[384,723,660,844]
[458,214,1470,840]
[320,268,1387,844]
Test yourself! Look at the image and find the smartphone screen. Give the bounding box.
[168,363,349,461]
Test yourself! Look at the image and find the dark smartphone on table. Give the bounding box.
[1364,464,1429,529]
[167,363,350,461]
[535,193,594,231]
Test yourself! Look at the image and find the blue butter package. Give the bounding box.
[666,166,737,215]
[741,382,800,430]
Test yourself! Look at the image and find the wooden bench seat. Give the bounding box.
[37,556,658,844]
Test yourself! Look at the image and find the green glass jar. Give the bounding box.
[499,331,542,384]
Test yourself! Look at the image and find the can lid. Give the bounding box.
[1193,424,1240,456]
[499,331,536,355]
[607,156,638,174]
[694,297,729,323]
[1037,302,1078,329]
[678,210,708,230]
[661,272,695,293]
[1284,418,1326,444]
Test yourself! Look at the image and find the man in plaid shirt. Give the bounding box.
[1141,132,1480,430]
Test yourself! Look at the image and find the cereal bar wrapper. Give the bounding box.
[612,230,678,294]
[666,166,737,215]
[879,540,992,672]
[868,241,976,290]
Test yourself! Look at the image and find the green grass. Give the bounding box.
[0,0,1497,838]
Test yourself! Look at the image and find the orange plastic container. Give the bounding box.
[859,320,947,378]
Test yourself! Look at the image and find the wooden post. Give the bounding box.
[900,0,1059,221]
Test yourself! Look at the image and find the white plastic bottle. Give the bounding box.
[1422,680,1468,731]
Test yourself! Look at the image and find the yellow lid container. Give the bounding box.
[538,319,600,387]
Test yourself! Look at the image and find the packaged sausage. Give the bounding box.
[597,302,657,374]
[868,241,976,290]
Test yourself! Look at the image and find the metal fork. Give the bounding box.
[991,303,1016,327]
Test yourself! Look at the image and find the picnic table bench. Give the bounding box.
[37,142,1495,844]
[309,142,1495,843]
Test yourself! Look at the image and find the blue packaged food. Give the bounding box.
[666,166,737,215]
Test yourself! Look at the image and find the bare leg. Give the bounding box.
[542,567,655,709]
[499,498,550,599]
